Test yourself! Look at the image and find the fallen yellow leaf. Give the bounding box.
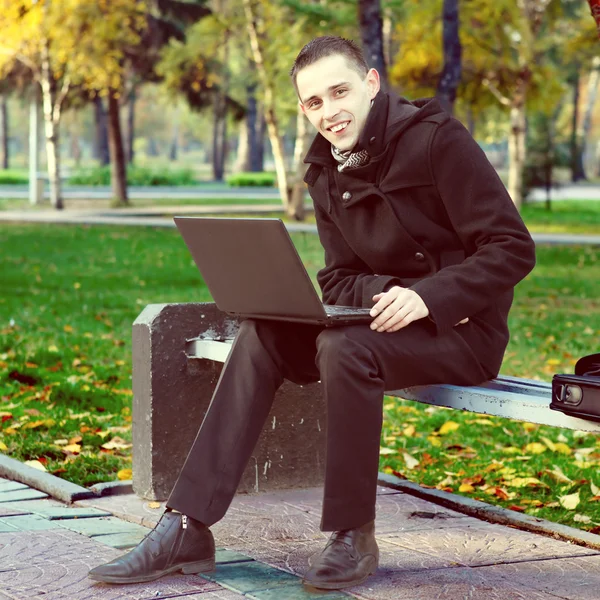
[117,468,132,480]
[403,425,416,437]
[507,477,545,488]
[522,422,537,432]
[540,436,556,452]
[525,442,546,454]
[402,452,419,470]
[427,435,442,447]
[25,460,47,472]
[63,443,81,454]
[0,441,7,451]
[459,483,475,493]
[553,442,572,455]
[439,421,460,435]
[379,447,397,456]
[559,492,580,510]
[147,502,161,509]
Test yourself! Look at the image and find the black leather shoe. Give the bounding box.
[303,520,379,589]
[88,510,215,584]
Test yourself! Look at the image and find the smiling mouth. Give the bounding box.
[327,121,350,134]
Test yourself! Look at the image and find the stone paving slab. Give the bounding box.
[90,531,147,549]
[0,507,30,517]
[200,560,303,594]
[231,537,457,579]
[380,523,600,567]
[0,529,238,599]
[75,494,168,528]
[0,499,110,520]
[0,514,62,531]
[278,488,482,534]
[0,482,29,493]
[55,516,149,537]
[0,488,48,502]
[246,588,348,600]
[484,554,600,600]
[347,565,561,600]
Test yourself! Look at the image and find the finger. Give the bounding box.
[386,310,417,332]
[375,303,413,331]
[370,291,398,318]
[371,295,405,329]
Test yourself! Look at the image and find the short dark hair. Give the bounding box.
[290,36,369,97]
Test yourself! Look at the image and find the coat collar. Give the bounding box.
[303,91,445,169]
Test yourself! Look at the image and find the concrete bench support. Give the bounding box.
[132,303,327,501]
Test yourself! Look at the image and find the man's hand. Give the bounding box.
[370,286,429,332]
[370,286,469,332]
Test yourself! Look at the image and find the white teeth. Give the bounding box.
[330,122,348,133]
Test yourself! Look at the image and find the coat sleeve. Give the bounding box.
[409,117,536,336]
[314,200,403,307]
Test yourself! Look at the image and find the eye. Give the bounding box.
[335,88,348,96]
[308,100,321,109]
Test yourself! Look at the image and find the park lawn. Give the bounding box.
[0,223,599,534]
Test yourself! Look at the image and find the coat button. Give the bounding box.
[369,136,376,144]
[414,252,425,261]
[342,191,352,201]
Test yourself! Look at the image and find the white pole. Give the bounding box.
[29,92,40,205]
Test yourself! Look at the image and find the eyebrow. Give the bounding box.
[301,82,351,105]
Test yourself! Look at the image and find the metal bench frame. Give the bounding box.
[188,337,600,433]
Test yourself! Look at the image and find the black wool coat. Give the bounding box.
[303,90,536,376]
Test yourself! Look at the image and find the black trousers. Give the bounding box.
[167,317,493,531]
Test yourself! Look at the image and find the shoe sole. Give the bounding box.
[302,557,378,590]
[88,557,215,584]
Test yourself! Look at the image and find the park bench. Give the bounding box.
[131,302,600,502]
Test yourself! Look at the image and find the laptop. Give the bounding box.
[173,217,374,327]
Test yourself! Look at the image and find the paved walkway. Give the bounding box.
[1,476,600,599]
[2,183,600,201]
[1,205,600,246]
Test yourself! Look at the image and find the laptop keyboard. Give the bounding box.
[324,305,372,316]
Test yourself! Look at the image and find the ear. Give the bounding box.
[299,100,306,115]
[366,68,380,99]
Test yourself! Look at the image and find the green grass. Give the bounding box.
[0,169,29,185]
[0,223,599,534]
[521,200,600,235]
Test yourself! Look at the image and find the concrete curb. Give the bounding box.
[378,472,600,551]
[0,453,95,503]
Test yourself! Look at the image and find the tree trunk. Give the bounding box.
[169,103,181,162]
[243,0,290,207]
[288,106,311,220]
[107,89,129,206]
[126,85,136,165]
[247,84,262,172]
[570,70,586,181]
[256,111,266,172]
[507,95,527,209]
[94,96,110,166]
[581,57,600,176]
[39,43,65,210]
[234,119,249,173]
[358,0,388,91]
[436,0,462,115]
[0,93,8,169]
[212,93,227,180]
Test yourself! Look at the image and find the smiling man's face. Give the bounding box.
[296,53,380,152]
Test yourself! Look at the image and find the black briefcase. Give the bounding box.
[550,353,600,422]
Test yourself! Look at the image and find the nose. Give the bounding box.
[322,97,340,123]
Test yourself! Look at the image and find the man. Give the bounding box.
[89,36,536,590]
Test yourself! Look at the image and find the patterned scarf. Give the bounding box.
[331,145,371,172]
